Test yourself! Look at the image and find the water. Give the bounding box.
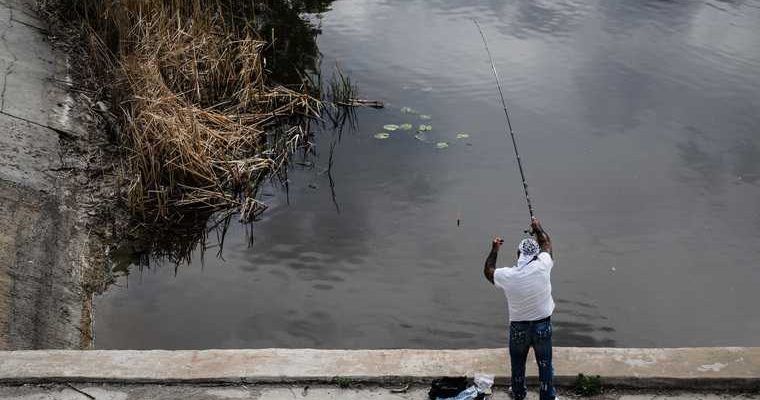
[95,0,760,349]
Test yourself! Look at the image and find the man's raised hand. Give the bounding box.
[492,236,505,251]
[530,217,553,255]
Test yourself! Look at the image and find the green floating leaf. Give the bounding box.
[374,132,391,139]
[399,123,413,131]
[383,124,399,131]
[419,114,432,120]
[456,132,470,139]
[435,142,449,149]
[418,124,432,132]
[400,107,418,114]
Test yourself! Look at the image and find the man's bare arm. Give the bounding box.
[484,237,503,284]
[531,217,552,256]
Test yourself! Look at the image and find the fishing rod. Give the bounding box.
[474,19,535,224]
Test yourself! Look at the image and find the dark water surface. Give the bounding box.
[95,0,760,349]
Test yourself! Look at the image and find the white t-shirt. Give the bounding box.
[493,252,555,322]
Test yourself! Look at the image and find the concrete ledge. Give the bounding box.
[1,348,758,390]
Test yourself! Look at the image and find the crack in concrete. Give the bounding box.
[0,7,18,112]
[0,109,77,141]
[0,108,82,173]
[10,16,44,32]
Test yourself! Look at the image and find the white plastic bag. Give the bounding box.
[474,373,494,393]
[450,385,479,400]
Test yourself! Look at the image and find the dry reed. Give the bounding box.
[46,0,322,223]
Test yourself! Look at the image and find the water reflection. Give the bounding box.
[500,0,591,39]
[676,127,726,194]
[598,1,706,36]
[575,62,654,134]
[677,124,760,193]
[254,0,335,83]
[553,299,616,347]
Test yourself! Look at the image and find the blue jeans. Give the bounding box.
[509,318,556,400]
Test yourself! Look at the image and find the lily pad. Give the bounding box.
[419,114,432,120]
[399,123,413,131]
[374,132,391,139]
[418,124,432,132]
[456,132,470,139]
[435,142,449,149]
[383,124,399,131]
[400,107,418,114]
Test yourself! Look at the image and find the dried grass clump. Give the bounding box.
[54,1,322,222]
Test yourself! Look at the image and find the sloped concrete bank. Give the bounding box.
[0,0,114,349]
[1,348,758,390]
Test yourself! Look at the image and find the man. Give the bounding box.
[484,217,556,400]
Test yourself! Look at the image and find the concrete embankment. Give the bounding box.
[1,348,758,390]
[0,383,758,400]
[0,0,104,349]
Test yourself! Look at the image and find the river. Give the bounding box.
[95,0,760,349]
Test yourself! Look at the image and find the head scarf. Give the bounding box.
[516,238,540,267]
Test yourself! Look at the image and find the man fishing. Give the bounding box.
[484,217,556,400]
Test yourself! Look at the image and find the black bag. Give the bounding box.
[428,377,468,399]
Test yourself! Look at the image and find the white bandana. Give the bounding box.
[516,238,539,267]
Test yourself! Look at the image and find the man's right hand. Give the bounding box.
[530,217,553,255]
[492,236,504,251]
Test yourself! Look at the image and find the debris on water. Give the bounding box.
[374,132,391,139]
[344,99,384,108]
[308,183,318,189]
[414,133,427,141]
[418,124,432,131]
[399,123,413,130]
[419,114,432,120]
[436,142,449,149]
[383,124,399,131]
[456,132,470,139]
[610,266,616,272]
[400,106,418,114]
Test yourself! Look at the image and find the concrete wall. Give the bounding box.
[0,0,93,349]
[0,179,85,349]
